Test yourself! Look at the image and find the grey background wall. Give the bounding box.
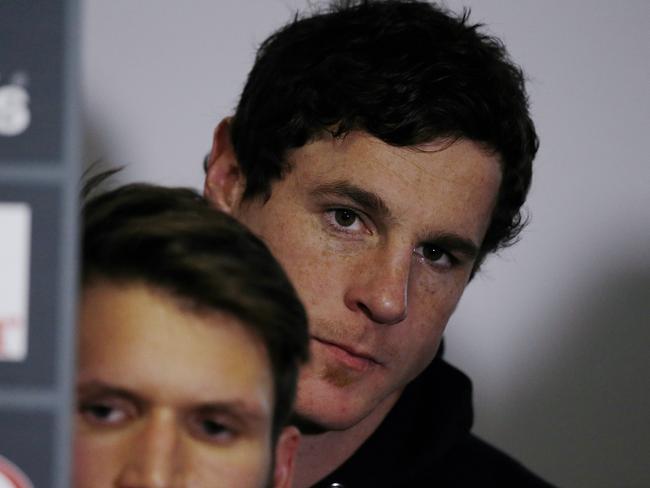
[81,1,650,487]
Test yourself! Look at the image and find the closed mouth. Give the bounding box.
[311,336,382,371]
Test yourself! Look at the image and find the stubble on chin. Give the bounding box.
[320,362,356,388]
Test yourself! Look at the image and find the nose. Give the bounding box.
[116,410,182,488]
[344,247,410,325]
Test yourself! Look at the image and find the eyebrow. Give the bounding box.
[311,180,393,220]
[76,381,141,404]
[194,403,266,427]
[423,232,480,260]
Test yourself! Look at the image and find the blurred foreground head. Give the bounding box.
[75,182,308,488]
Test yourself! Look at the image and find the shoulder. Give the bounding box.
[394,360,556,486]
[432,434,556,487]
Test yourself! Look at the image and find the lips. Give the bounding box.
[311,337,381,372]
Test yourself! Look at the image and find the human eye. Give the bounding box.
[324,208,367,234]
[187,412,238,445]
[78,396,137,427]
[414,243,455,270]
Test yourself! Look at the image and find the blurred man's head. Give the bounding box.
[204,0,537,433]
[75,184,309,487]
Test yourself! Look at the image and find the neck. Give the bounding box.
[292,389,402,488]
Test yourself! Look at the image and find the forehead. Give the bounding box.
[290,131,500,182]
[77,282,273,409]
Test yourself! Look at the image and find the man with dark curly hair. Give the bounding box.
[204,1,552,486]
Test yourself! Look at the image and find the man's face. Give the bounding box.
[208,130,501,431]
[74,282,295,488]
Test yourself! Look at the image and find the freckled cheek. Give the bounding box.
[265,218,351,312]
[394,298,454,376]
[386,322,442,385]
[406,273,467,344]
[292,257,351,326]
[413,262,467,304]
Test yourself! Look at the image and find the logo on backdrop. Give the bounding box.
[0,456,33,488]
[0,72,31,137]
[0,203,31,362]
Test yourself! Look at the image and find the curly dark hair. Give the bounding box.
[82,182,309,438]
[228,0,538,267]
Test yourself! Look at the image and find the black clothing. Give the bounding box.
[313,358,555,487]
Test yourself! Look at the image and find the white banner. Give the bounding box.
[0,203,31,361]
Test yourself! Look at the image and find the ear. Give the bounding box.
[272,426,300,488]
[203,117,246,214]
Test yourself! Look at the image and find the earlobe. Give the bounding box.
[203,117,246,214]
[273,426,300,488]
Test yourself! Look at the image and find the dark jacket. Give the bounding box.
[312,357,556,487]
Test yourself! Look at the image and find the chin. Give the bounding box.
[293,358,403,434]
[292,406,365,434]
[293,385,378,434]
